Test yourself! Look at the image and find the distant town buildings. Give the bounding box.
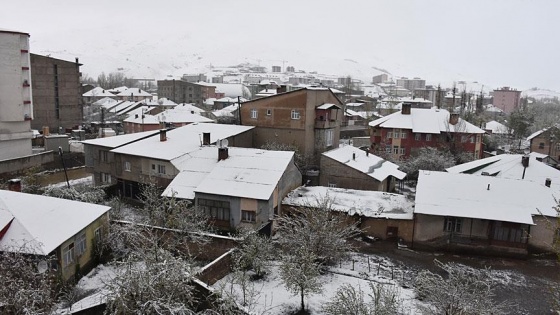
[492,87,521,114]
[396,77,426,92]
[0,28,33,160]
[371,74,389,84]
[182,73,207,83]
[157,80,216,106]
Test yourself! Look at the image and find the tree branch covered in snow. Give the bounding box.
[0,249,58,315]
[279,247,322,312]
[42,184,107,204]
[322,282,402,315]
[415,259,511,315]
[399,147,456,178]
[276,196,361,267]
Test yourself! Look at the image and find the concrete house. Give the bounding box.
[162,146,302,230]
[157,80,216,106]
[369,104,486,160]
[527,125,560,162]
[0,189,110,280]
[283,186,414,242]
[320,145,406,192]
[414,171,558,255]
[240,87,343,164]
[83,123,254,198]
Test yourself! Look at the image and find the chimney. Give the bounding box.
[159,129,167,142]
[449,112,459,125]
[521,155,530,168]
[353,152,356,160]
[202,132,211,145]
[545,178,551,187]
[8,179,22,192]
[218,147,229,161]
[401,103,411,115]
[487,184,490,190]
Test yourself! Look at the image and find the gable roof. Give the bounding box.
[82,129,160,149]
[446,154,560,190]
[116,88,152,97]
[369,108,485,134]
[485,120,511,134]
[83,87,116,97]
[282,186,413,220]
[163,147,295,200]
[322,146,406,181]
[110,123,254,160]
[0,190,110,255]
[415,171,558,225]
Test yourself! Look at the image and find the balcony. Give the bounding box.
[315,117,337,129]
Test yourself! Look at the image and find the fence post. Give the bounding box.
[368,257,370,273]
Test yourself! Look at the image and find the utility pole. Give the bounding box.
[58,146,70,188]
[237,96,242,125]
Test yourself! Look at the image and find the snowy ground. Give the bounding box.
[212,250,539,315]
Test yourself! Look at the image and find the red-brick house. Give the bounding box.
[368,104,485,160]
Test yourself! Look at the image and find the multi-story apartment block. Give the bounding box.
[369,104,485,160]
[492,87,521,114]
[396,77,426,92]
[181,73,207,83]
[30,54,83,132]
[240,87,343,164]
[372,74,389,84]
[157,80,216,106]
[0,28,33,160]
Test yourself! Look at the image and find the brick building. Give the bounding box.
[527,126,560,161]
[368,104,485,160]
[157,80,216,106]
[240,87,343,164]
[30,53,83,132]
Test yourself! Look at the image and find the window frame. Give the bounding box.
[124,161,131,172]
[266,109,272,116]
[426,134,432,141]
[76,232,87,256]
[157,164,166,175]
[415,133,421,141]
[291,109,300,120]
[325,129,334,147]
[63,242,75,267]
[241,210,256,223]
[250,109,258,119]
[444,217,463,233]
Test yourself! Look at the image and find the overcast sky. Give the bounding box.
[2,0,558,91]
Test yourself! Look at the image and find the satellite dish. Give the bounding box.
[37,260,48,274]
[221,139,228,148]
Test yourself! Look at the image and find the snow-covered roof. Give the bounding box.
[122,114,160,124]
[83,87,116,97]
[0,190,110,255]
[484,104,504,113]
[110,123,254,160]
[108,86,129,93]
[282,186,413,220]
[93,97,119,108]
[154,112,214,124]
[82,130,160,148]
[368,108,485,134]
[526,125,558,141]
[485,120,510,134]
[200,83,251,98]
[415,171,558,225]
[144,98,178,107]
[345,102,365,107]
[116,88,152,97]
[111,101,138,114]
[316,103,342,110]
[446,154,560,191]
[322,146,406,181]
[163,147,295,200]
[172,103,206,114]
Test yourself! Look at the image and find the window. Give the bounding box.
[291,110,300,119]
[401,130,407,139]
[241,210,256,222]
[415,133,421,141]
[470,136,475,143]
[399,147,405,155]
[476,135,481,143]
[387,132,392,139]
[266,109,272,116]
[157,164,166,175]
[76,232,86,256]
[426,134,432,141]
[94,227,102,245]
[461,135,467,143]
[393,146,399,154]
[199,198,230,221]
[101,172,111,184]
[539,142,545,149]
[444,217,463,233]
[100,150,109,162]
[124,161,131,172]
[63,243,74,267]
[393,129,400,139]
[385,145,391,154]
[250,109,258,119]
[556,143,560,151]
[325,129,334,147]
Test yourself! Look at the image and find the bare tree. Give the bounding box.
[279,247,322,312]
[234,230,273,280]
[322,282,402,315]
[400,147,456,178]
[276,196,361,267]
[415,259,511,315]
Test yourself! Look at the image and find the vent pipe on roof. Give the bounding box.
[218,147,229,161]
[159,129,167,142]
[545,178,551,187]
[402,103,411,115]
[8,179,21,192]
[449,112,459,125]
[487,184,490,190]
[353,152,356,160]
